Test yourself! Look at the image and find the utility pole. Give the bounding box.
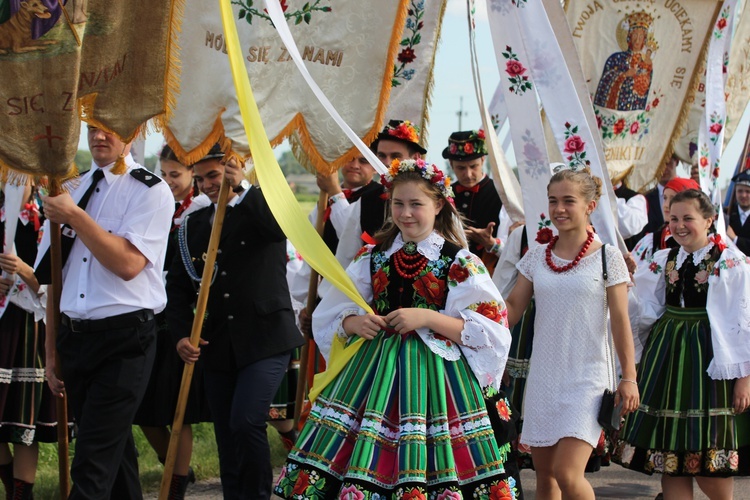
[456,96,468,131]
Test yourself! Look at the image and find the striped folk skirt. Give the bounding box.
[613,307,750,476]
[273,332,512,499]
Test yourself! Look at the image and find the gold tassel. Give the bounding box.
[111,154,127,175]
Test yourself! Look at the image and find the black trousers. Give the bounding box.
[203,350,291,500]
[57,312,157,499]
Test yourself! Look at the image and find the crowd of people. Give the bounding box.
[0,119,748,500]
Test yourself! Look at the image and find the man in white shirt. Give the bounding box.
[728,170,750,255]
[39,125,173,499]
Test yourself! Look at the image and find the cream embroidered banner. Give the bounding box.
[674,2,750,163]
[164,0,406,171]
[0,0,177,178]
[567,0,721,191]
[385,0,446,149]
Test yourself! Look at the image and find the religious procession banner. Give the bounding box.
[567,0,721,191]
[0,0,177,179]
[674,2,749,164]
[384,0,447,149]
[164,0,406,172]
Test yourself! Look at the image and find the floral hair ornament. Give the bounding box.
[374,119,428,155]
[442,130,488,161]
[380,159,455,205]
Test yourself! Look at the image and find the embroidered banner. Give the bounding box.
[674,1,750,163]
[165,0,406,172]
[384,0,446,149]
[566,0,721,191]
[0,0,177,178]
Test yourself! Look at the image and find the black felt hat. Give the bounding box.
[441,130,487,161]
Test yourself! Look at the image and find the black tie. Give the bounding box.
[36,169,105,284]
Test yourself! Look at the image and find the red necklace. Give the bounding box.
[393,241,428,279]
[545,231,594,273]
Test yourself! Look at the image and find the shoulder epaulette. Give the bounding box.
[130,168,162,187]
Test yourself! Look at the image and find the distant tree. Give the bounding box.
[277,151,308,177]
[75,150,93,173]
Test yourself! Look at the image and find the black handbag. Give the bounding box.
[597,244,623,432]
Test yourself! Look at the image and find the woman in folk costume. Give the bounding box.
[133,145,210,499]
[504,167,640,499]
[614,189,750,499]
[275,159,514,499]
[0,181,67,500]
[631,177,701,269]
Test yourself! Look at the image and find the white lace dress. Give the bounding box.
[516,243,630,447]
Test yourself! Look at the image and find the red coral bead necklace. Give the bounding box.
[394,241,428,279]
[545,230,595,273]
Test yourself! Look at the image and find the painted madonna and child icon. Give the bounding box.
[594,10,658,112]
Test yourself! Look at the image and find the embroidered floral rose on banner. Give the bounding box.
[562,122,589,170]
[234,0,332,26]
[392,0,425,87]
[501,46,532,95]
[536,213,554,244]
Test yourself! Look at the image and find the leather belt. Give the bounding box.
[61,309,155,333]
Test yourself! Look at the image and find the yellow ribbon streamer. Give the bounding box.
[219,0,369,401]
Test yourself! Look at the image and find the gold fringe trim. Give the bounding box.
[163,112,228,166]
[642,3,721,192]
[418,0,447,149]
[151,0,185,136]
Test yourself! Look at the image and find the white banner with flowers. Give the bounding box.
[697,0,739,198]
[565,0,721,191]
[674,1,747,165]
[164,0,407,172]
[385,0,447,148]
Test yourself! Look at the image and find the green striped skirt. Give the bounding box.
[613,307,750,476]
[274,331,512,499]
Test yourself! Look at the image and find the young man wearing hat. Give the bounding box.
[444,130,503,269]
[728,170,750,255]
[167,145,303,499]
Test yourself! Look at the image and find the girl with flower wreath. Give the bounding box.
[274,159,514,499]
[504,167,640,499]
[614,189,750,499]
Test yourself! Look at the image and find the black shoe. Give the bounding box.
[168,475,189,500]
[187,466,196,484]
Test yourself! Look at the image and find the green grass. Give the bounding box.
[2,423,289,499]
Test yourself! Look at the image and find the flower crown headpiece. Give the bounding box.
[383,120,420,144]
[380,159,455,204]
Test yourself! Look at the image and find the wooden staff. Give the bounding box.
[47,178,70,499]
[158,178,231,500]
[293,190,329,426]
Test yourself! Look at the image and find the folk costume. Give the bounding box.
[0,196,71,448]
[166,172,303,498]
[444,131,503,268]
[274,231,513,499]
[35,154,174,499]
[516,243,631,449]
[613,182,647,251]
[614,241,750,476]
[728,170,750,256]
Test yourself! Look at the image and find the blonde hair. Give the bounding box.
[375,173,466,249]
[548,167,603,203]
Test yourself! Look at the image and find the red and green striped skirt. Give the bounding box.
[613,307,750,476]
[274,332,512,499]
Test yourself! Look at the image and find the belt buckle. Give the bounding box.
[68,318,84,333]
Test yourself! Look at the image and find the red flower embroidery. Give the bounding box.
[292,470,309,496]
[536,227,554,244]
[413,272,446,305]
[448,263,470,283]
[505,60,526,77]
[563,135,585,154]
[372,268,389,297]
[463,142,474,154]
[613,118,626,135]
[700,156,709,167]
[475,302,501,323]
[496,399,511,420]
[710,123,723,135]
[477,129,486,139]
[717,17,727,29]
[402,488,426,500]
[652,98,660,108]
[630,122,639,134]
[596,115,603,129]
[489,481,513,500]
[449,143,458,154]
[713,167,720,178]
[398,48,417,64]
[649,261,659,272]
[354,246,369,261]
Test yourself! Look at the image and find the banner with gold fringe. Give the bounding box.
[0,0,178,179]
[166,0,406,173]
[566,0,721,191]
[219,0,372,402]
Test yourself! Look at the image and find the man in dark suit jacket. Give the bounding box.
[167,146,303,499]
[728,170,750,256]
[638,153,680,241]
